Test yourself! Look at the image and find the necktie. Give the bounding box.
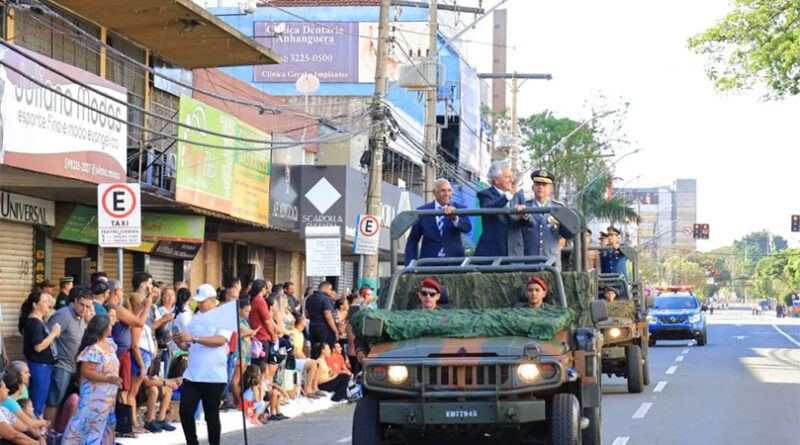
[437,215,446,256]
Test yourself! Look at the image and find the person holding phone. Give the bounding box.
[475,160,532,257]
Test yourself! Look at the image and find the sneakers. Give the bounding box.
[143,421,163,433]
[268,413,289,421]
[220,400,237,411]
[155,419,176,432]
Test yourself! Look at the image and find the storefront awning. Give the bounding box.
[53,0,279,68]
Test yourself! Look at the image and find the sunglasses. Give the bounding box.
[419,290,438,297]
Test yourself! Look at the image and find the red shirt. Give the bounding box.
[325,352,346,374]
[248,295,272,342]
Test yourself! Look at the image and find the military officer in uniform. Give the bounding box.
[600,226,628,279]
[599,231,609,247]
[55,277,73,310]
[522,169,573,270]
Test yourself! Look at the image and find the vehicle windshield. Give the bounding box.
[653,296,699,310]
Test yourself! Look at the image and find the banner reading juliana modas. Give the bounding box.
[0,44,128,183]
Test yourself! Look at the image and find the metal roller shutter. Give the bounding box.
[339,261,355,295]
[275,250,292,284]
[0,221,34,359]
[147,256,174,285]
[263,248,276,282]
[103,249,135,289]
[51,240,89,285]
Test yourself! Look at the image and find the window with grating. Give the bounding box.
[106,31,146,147]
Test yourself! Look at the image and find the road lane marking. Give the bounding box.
[666,365,677,374]
[654,381,668,392]
[336,437,351,443]
[735,336,749,340]
[771,324,800,348]
[682,349,690,354]
[675,355,684,362]
[611,437,630,445]
[632,402,652,419]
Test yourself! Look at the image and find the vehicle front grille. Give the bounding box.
[659,316,687,324]
[423,364,509,390]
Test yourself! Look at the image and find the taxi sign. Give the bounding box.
[353,214,380,255]
[98,183,141,247]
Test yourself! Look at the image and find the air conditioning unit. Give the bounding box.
[398,60,443,91]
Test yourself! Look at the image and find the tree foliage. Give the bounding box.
[688,0,800,98]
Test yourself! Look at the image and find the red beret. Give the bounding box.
[527,277,548,293]
[420,279,441,293]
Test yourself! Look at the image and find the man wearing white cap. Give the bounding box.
[173,284,232,445]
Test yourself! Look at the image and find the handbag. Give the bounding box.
[115,402,133,434]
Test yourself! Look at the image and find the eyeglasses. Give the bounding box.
[419,291,438,297]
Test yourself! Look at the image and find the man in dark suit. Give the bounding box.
[405,179,472,265]
[474,160,532,257]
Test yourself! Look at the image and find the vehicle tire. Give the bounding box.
[697,330,707,346]
[625,345,644,394]
[550,393,581,445]
[352,395,381,445]
[581,407,601,445]
[649,338,656,347]
[641,342,651,386]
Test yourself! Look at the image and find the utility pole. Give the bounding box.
[362,0,391,290]
[477,73,552,175]
[423,0,438,203]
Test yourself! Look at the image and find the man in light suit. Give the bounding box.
[523,169,573,270]
[474,160,532,257]
[405,179,473,266]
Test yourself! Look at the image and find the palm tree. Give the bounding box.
[574,171,639,224]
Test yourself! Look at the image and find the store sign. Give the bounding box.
[252,21,427,84]
[175,95,271,225]
[57,205,98,244]
[151,241,202,260]
[299,165,347,238]
[0,191,55,226]
[0,45,128,183]
[269,164,300,230]
[305,226,341,277]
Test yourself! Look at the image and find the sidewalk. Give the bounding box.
[116,393,343,445]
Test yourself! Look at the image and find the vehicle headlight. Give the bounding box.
[370,366,387,381]
[647,315,657,323]
[517,364,540,383]
[688,314,701,323]
[608,327,622,338]
[540,363,558,380]
[387,366,408,384]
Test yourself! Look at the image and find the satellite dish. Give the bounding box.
[295,73,320,95]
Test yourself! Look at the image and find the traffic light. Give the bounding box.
[792,215,800,232]
[693,223,710,239]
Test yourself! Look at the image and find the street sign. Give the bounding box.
[353,214,380,255]
[682,226,692,237]
[98,183,141,247]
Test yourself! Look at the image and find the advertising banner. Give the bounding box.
[175,95,271,225]
[253,21,360,83]
[459,60,481,173]
[0,191,55,226]
[0,45,128,183]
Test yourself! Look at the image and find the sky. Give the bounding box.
[457,0,800,250]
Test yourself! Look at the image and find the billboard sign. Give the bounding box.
[175,95,271,225]
[0,45,128,183]
[269,163,300,230]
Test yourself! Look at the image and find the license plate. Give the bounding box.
[425,402,497,424]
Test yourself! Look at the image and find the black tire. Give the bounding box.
[352,395,381,445]
[625,345,644,394]
[641,342,651,386]
[581,407,601,445]
[550,393,581,445]
[649,338,656,347]
[697,330,707,346]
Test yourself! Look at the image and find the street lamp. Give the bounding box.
[571,148,642,204]
[610,174,643,199]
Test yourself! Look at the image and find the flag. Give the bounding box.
[191,300,238,332]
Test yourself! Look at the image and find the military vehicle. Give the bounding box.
[593,246,653,393]
[351,207,608,445]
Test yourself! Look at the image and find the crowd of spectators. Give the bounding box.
[0,273,377,445]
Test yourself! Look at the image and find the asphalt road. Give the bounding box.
[210,306,800,445]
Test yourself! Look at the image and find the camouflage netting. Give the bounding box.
[606,300,637,318]
[360,271,598,342]
[350,306,575,342]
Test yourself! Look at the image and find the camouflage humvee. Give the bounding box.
[351,207,608,445]
[594,246,654,393]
